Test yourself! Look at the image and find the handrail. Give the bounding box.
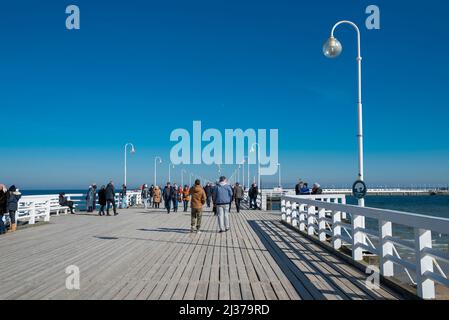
[281,194,449,300]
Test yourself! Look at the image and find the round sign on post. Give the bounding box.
[352,180,367,199]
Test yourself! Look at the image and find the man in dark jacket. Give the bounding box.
[162,182,175,214]
[98,185,107,216]
[204,183,213,207]
[105,181,117,215]
[295,180,304,195]
[233,183,244,213]
[248,183,259,210]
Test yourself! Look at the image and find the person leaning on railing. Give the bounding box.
[6,185,21,233]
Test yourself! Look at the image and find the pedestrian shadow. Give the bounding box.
[137,227,191,234]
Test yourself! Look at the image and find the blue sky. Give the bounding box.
[0,0,448,189]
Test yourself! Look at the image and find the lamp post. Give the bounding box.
[324,20,367,262]
[243,156,249,189]
[124,143,135,187]
[277,163,282,188]
[181,169,187,187]
[168,163,175,183]
[190,173,194,186]
[250,143,261,189]
[154,156,162,186]
[323,20,365,208]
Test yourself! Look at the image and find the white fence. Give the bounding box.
[14,191,143,225]
[281,194,449,299]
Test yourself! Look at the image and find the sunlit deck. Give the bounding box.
[0,206,403,300]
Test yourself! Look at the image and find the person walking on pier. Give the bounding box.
[141,184,150,209]
[189,179,206,233]
[86,185,95,212]
[204,183,213,208]
[6,185,21,233]
[233,183,244,213]
[120,184,127,209]
[248,183,258,210]
[163,182,174,214]
[98,185,106,215]
[213,176,233,233]
[153,186,161,208]
[182,185,190,212]
[172,183,179,212]
[106,181,117,216]
[0,184,8,235]
[300,182,310,195]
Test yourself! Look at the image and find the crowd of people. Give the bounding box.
[0,184,22,234]
[138,178,260,233]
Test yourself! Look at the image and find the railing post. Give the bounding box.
[332,211,342,250]
[415,228,435,299]
[299,204,306,232]
[352,214,364,261]
[44,201,51,222]
[285,201,292,224]
[281,199,286,221]
[379,220,394,277]
[318,208,326,242]
[30,202,36,225]
[341,197,347,220]
[291,202,298,228]
[307,205,315,236]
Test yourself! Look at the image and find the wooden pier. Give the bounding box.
[0,205,405,300]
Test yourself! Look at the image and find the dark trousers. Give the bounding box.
[99,205,106,215]
[63,201,75,214]
[165,200,171,213]
[9,210,16,224]
[250,197,258,209]
[106,199,117,215]
[183,200,189,212]
[206,196,212,207]
[172,199,178,212]
[235,198,242,213]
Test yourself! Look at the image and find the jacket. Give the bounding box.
[7,191,22,212]
[141,188,149,199]
[204,185,213,197]
[233,185,244,199]
[182,188,190,201]
[249,186,258,198]
[98,188,107,206]
[189,185,206,209]
[0,190,7,214]
[212,182,233,205]
[105,183,115,200]
[153,188,161,203]
[162,186,175,202]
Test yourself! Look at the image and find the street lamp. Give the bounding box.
[190,173,194,186]
[154,156,162,186]
[250,142,261,189]
[277,163,282,188]
[168,163,175,183]
[181,169,187,187]
[124,143,135,187]
[323,20,365,208]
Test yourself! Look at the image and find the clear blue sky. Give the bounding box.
[0,0,448,189]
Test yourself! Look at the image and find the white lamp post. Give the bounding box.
[250,142,261,189]
[323,20,365,208]
[181,169,187,187]
[277,163,282,188]
[190,173,194,186]
[168,163,175,183]
[124,143,135,187]
[154,156,162,186]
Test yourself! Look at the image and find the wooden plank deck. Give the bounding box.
[0,205,404,300]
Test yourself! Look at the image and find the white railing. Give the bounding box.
[17,197,52,224]
[281,195,449,299]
